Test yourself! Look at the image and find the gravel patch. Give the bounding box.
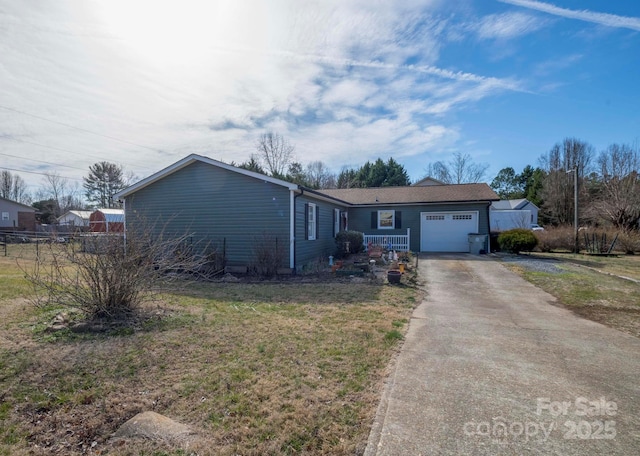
[497,254,565,274]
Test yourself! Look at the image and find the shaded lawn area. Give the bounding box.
[0,253,420,455]
[505,257,640,338]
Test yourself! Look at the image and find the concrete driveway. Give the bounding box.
[365,254,640,455]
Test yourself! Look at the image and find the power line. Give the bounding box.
[0,151,87,171]
[0,104,165,153]
[0,166,84,182]
[2,135,154,170]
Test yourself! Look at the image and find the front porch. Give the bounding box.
[363,228,410,252]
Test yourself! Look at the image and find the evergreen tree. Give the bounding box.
[83,162,126,208]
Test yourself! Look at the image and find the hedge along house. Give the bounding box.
[114,154,499,273]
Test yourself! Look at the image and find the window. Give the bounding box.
[426,215,445,221]
[1,212,8,221]
[378,210,394,229]
[334,208,340,237]
[452,214,473,221]
[371,210,401,229]
[306,203,317,240]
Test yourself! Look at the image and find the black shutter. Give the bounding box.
[333,209,337,236]
[304,203,309,240]
[316,206,320,239]
[371,211,377,229]
[395,211,402,229]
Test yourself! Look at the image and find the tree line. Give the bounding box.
[491,138,640,231]
[4,133,638,231]
[1,162,129,224]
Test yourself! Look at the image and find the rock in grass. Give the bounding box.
[112,411,194,442]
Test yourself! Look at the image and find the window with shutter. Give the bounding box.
[307,203,317,240]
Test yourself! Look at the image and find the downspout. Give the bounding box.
[292,188,304,273]
[486,202,492,253]
[122,199,127,255]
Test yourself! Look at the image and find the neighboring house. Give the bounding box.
[114,154,499,272]
[89,209,125,233]
[58,210,92,228]
[490,199,539,231]
[0,197,36,232]
[412,176,446,186]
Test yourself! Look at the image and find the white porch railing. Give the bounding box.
[363,228,410,252]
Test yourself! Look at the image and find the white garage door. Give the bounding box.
[420,211,479,252]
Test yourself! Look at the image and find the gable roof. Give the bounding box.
[92,209,125,223]
[412,176,446,186]
[114,154,298,200]
[0,196,36,211]
[59,210,92,221]
[491,199,537,210]
[318,183,499,206]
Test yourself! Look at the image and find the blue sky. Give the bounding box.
[1,0,639,193]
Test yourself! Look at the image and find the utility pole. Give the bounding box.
[567,166,579,253]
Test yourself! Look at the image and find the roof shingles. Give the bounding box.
[318,183,499,205]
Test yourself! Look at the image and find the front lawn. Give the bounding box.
[0,252,419,455]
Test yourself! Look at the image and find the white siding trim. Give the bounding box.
[289,190,295,269]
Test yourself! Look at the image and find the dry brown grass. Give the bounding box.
[505,257,640,338]
[0,252,421,455]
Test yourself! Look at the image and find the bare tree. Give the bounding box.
[36,173,87,218]
[255,132,294,177]
[0,170,30,204]
[23,224,218,322]
[595,143,640,230]
[539,138,594,225]
[424,152,489,184]
[305,161,336,189]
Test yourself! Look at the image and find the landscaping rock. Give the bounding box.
[112,411,194,442]
[220,273,240,282]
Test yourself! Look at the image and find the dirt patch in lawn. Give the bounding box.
[572,306,640,339]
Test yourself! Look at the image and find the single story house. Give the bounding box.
[114,154,499,272]
[58,210,92,227]
[89,209,125,233]
[0,196,36,232]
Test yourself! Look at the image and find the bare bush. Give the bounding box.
[251,232,286,277]
[615,230,640,254]
[23,228,214,321]
[535,225,578,252]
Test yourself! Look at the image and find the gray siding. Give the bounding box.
[125,161,292,268]
[0,199,35,230]
[347,203,492,252]
[294,194,344,270]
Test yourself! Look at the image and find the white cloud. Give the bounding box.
[475,12,547,40]
[498,0,640,31]
[0,0,523,190]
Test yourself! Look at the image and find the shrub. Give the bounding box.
[335,230,364,258]
[498,228,538,254]
[23,228,213,321]
[534,225,577,252]
[612,230,640,254]
[251,232,286,277]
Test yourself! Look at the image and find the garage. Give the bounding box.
[420,211,478,252]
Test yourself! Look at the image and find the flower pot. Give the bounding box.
[398,263,405,273]
[387,270,402,284]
